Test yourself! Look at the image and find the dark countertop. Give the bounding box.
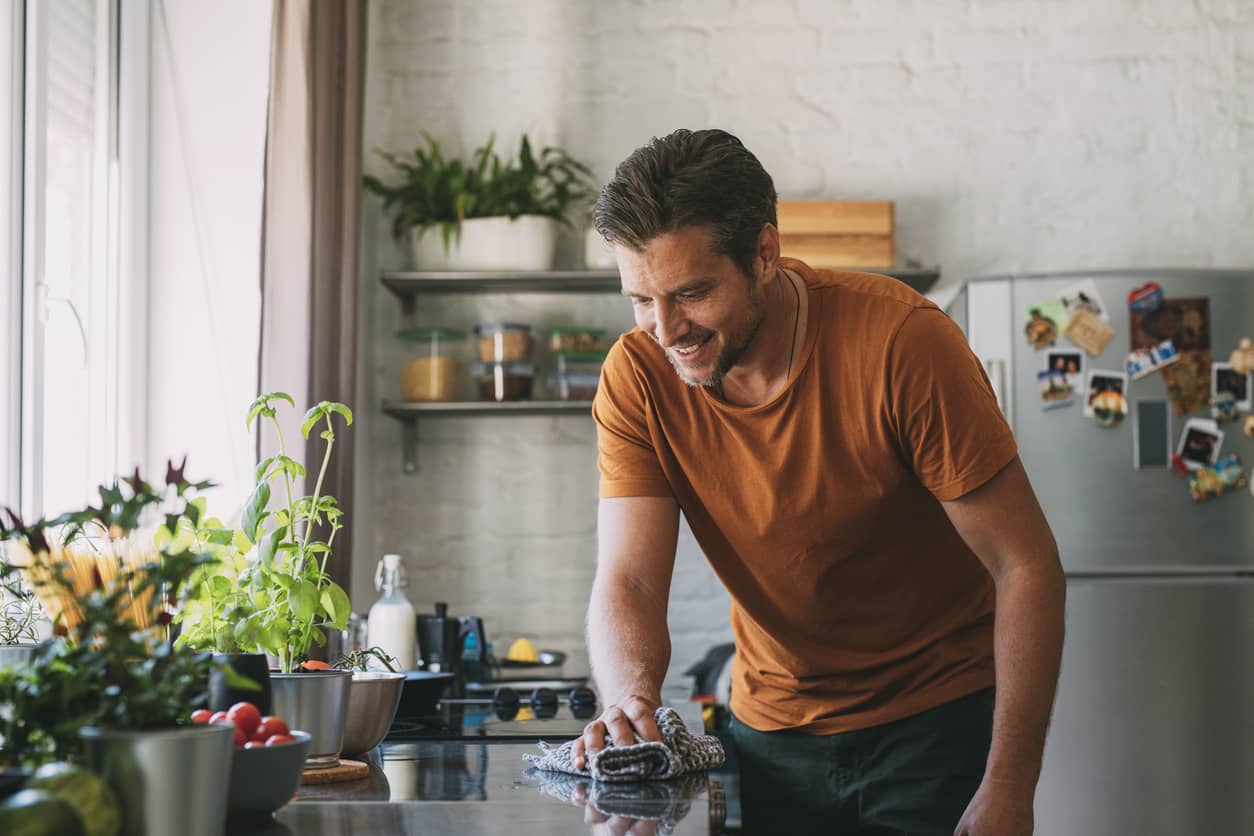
[229,740,723,835]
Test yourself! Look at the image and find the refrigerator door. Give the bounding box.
[1007,269,1254,573]
[1036,577,1254,835]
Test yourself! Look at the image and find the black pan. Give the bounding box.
[497,650,566,670]
[395,670,456,718]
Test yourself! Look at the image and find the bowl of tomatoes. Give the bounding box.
[191,702,310,820]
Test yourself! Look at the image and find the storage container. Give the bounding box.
[397,328,465,402]
[548,326,605,353]
[553,372,599,402]
[474,362,536,402]
[554,351,607,377]
[473,322,534,363]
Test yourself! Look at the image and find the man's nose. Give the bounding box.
[652,300,687,346]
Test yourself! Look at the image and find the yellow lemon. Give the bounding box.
[507,637,539,662]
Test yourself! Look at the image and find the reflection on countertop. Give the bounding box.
[231,741,719,836]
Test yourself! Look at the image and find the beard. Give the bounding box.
[665,289,767,389]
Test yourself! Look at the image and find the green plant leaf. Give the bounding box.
[258,527,283,566]
[291,579,319,622]
[241,482,271,544]
[322,583,351,630]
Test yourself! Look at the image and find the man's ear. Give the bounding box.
[757,222,781,282]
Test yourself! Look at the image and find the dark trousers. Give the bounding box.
[731,688,994,836]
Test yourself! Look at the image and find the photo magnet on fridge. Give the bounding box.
[1084,369,1128,419]
[1044,350,1084,394]
[1188,454,1246,502]
[1211,361,1252,416]
[1064,309,1115,357]
[1176,417,1224,471]
[1060,280,1110,321]
[1038,370,1074,409]
[1024,298,1067,350]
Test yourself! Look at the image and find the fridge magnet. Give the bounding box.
[1245,415,1254,439]
[1211,392,1239,423]
[1175,417,1223,471]
[1060,280,1110,321]
[1212,362,1252,412]
[1064,309,1115,357]
[1187,455,1246,502]
[1228,338,1254,374]
[1129,297,1212,415]
[1084,369,1128,418]
[1024,298,1066,350]
[1038,370,1074,409]
[1125,340,1180,380]
[1090,389,1128,428]
[1045,349,1084,393]
[1128,282,1164,314]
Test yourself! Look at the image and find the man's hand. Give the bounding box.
[953,778,1034,836]
[571,694,662,770]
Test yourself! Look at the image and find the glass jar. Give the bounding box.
[548,326,606,354]
[554,351,607,376]
[473,322,534,363]
[474,361,535,402]
[398,327,465,402]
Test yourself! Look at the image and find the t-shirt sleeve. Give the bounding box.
[592,341,675,499]
[886,307,1018,501]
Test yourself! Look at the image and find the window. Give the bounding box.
[1,4,19,509]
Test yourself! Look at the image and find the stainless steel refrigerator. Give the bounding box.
[946,269,1254,836]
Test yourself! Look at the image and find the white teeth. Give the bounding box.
[672,338,705,355]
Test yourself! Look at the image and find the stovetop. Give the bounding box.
[386,700,598,742]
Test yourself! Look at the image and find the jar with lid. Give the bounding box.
[474,361,536,401]
[398,327,464,402]
[548,326,606,354]
[473,322,534,363]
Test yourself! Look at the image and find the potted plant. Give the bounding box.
[176,393,355,769]
[364,132,597,271]
[0,573,45,671]
[0,463,239,836]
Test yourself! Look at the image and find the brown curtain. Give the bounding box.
[259,0,367,600]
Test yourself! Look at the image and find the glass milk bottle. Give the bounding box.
[366,553,417,670]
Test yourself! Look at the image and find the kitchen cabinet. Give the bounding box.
[380,267,939,473]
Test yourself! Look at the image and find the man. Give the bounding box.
[573,128,1065,835]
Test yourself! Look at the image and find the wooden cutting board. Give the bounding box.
[776,200,894,268]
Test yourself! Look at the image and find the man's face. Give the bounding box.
[616,226,767,388]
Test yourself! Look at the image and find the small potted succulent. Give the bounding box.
[364,132,597,271]
[176,393,354,769]
[0,463,240,836]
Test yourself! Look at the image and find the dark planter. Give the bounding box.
[209,652,272,714]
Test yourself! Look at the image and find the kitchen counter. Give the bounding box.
[228,740,725,835]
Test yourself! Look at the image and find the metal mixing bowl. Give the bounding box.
[341,671,406,756]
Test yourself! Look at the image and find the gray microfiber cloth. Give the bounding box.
[525,768,707,836]
[522,706,724,782]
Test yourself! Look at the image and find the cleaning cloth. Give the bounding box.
[522,706,724,782]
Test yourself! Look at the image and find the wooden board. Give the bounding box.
[300,758,369,785]
[776,200,894,268]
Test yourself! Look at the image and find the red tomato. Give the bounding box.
[189,709,212,724]
[232,726,246,747]
[264,734,296,747]
[226,702,262,738]
[243,740,264,749]
[256,716,289,740]
[209,711,230,725]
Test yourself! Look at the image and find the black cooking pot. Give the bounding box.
[395,670,456,718]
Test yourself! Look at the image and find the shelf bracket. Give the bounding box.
[402,419,418,474]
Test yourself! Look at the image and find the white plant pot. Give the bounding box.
[410,215,560,272]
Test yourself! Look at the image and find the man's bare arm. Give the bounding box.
[573,495,680,769]
[943,455,1066,834]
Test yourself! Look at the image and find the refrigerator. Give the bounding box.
[946,269,1254,836]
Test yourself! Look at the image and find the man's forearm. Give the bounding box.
[587,576,671,706]
[985,560,1066,788]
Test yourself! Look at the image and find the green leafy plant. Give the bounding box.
[0,464,228,766]
[0,575,43,645]
[176,394,353,673]
[363,132,597,250]
[333,646,399,673]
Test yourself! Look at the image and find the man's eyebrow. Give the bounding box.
[620,277,716,298]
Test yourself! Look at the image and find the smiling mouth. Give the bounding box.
[668,335,712,362]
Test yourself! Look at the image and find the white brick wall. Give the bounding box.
[354,0,1254,689]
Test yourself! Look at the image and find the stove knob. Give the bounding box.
[530,687,558,709]
[495,703,520,721]
[493,687,520,710]
[569,687,597,710]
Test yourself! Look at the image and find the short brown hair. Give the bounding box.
[593,129,778,279]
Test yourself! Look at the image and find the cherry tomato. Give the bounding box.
[226,702,262,738]
[256,716,289,740]
[209,711,230,725]
[243,740,264,749]
[232,725,247,747]
[264,733,296,747]
[189,709,212,724]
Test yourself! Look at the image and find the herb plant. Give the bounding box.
[0,576,43,645]
[363,133,597,251]
[176,394,353,673]
[0,464,228,766]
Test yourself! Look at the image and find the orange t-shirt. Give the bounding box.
[592,258,1018,734]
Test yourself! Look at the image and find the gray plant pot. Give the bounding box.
[0,644,38,671]
[270,669,353,769]
[79,722,234,836]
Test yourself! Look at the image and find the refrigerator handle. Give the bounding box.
[982,357,1011,424]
